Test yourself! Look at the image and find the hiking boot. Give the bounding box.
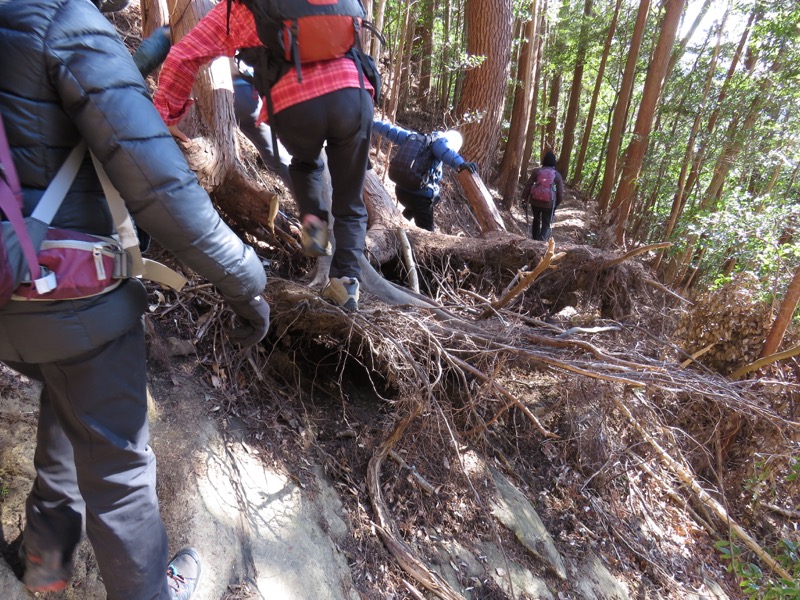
[301,215,331,257]
[166,547,202,600]
[19,543,72,593]
[321,276,360,311]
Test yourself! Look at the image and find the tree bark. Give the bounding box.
[556,0,593,179]
[418,0,435,109]
[522,2,547,174]
[162,0,275,230]
[758,267,800,358]
[457,0,514,170]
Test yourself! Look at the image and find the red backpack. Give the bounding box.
[529,167,557,209]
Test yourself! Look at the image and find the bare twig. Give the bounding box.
[644,277,692,304]
[389,450,436,495]
[679,343,715,369]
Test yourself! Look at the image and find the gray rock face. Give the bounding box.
[489,466,568,580]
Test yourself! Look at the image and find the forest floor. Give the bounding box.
[1,4,798,599]
[2,157,793,600]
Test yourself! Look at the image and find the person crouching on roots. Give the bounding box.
[372,120,478,232]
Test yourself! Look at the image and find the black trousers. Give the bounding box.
[272,87,373,281]
[233,76,292,190]
[531,205,556,241]
[396,188,435,232]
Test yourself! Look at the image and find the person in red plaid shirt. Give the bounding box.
[154,0,374,311]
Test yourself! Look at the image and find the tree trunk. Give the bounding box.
[162,0,275,229]
[496,3,539,206]
[140,0,168,36]
[418,0,435,109]
[522,2,547,174]
[596,0,651,214]
[668,7,756,229]
[544,72,561,153]
[572,0,622,187]
[437,0,454,111]
[387,0,414,120]
[556,0,593,179]
[761,266,800,358]
[665,0,712,78]
[370,0,388,57]
[656,12,726,258]
[457,0,514,170]
[609,0,685,246]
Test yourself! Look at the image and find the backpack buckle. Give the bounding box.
[33,268,57,294]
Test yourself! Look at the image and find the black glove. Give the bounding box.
[458,161,478,174]
[227,295,270,348]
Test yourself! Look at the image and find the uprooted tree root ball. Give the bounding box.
[141,242,798,598]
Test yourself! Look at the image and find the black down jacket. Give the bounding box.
[0,0,266,362]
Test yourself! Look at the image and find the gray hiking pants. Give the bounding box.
[0,282,170,599]
[272,87,373,281]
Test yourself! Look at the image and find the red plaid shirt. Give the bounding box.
[154,0,372,125]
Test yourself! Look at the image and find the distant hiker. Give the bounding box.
[155,0,377,312]
[522,150,564,241]
[0,0,271,598]
[373,120,478,232]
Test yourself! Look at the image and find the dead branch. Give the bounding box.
[486,238,563,314]
[556,325,621,338]
[601,242,672,268]
[449,355,557,439]
[389,450,436,495]
[617,390,793,581]
[679,343,715,369]
[759,501,800,520]
[730,344,800,380]
[644,277,692,304]
[367,410,465,600]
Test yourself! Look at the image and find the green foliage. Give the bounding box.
[716,538,800,599]
[674,186,800,298]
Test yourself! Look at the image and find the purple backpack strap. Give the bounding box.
[0,112,42,282]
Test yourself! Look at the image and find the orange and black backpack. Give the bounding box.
[230,0,383,103]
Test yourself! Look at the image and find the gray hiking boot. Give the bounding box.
[321,276,360,311]
[301,215,331,257]
[167,547,202,600]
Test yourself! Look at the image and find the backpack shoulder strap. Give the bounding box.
[89,153,188,292]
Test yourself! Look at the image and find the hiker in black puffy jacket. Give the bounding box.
[521,150,564,241]
[0,1,270,598]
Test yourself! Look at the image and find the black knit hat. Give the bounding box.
[542,151,557,167]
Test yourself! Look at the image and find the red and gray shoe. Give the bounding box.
[166,547,202,600]
[19,544,72,593]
